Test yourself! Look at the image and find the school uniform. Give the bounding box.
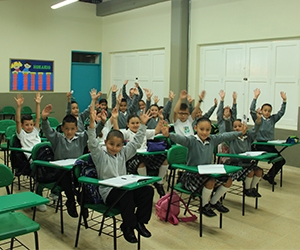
[122,84,143,113]
[217,100,237,133]
[146,100,172,129]
[66,102,90,132]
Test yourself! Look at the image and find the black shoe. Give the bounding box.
[153,183,165,198]
[135,222,151,238]
[244,189,256,197]
[201,204,217,217]
[210,201,230,213]
[263,174,277,185]
[251,188,262,198]
[66,201,78,218]
[121,224,138,243]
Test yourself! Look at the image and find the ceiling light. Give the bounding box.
[51,0,79,10]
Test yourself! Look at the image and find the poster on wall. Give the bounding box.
[10,59,53,91]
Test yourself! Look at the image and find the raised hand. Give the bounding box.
[158,109,164,120]
[144,88,153,100]
[219,90,225,101]
[160,120,170,137]
[112,84,118,93]
[90,88,101,101]
[179,90,188,100]
[256,108,262,122]
[214,98,218,106]
[241,123,248,135]
[14,93,24,107]
[169,90,175,101]
[34,92,43,104]
[133,88,139,95]
[199,90,206,101]
[280,91,287,102]
[232,91,237,101]
[153,95,160,104]
[42,104,52,119]
[117,93,123,104]
[140,109,152,125]
[253,88,260,99]
[66,91,72,101]
[111,107,119,120]
[123,80,129,85]
[187,95,194,104]
[89,105,96,126]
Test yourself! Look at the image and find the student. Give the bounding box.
[161,117,247,217]
[96,98,111,118]
[122,79,143,113]
[41,90,104,218]
[250,88,287,185]
[173,90,202,136]
[146,90,174,129]
[15,93,44,210]
[112,84,139,129]
[88,105,154,244]
[118,114,168,197]
[66,89,101,132]
[228,112,263,197]
[217,90,237,133]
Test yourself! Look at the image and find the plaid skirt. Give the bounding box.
[180,172,230,193]
[229,160,263,181]
[126,154,167,174]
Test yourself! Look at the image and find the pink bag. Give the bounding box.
[155,191,197,225]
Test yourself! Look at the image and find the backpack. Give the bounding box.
[155,191,197,225]
[74,155,102,204]
[10,136,31,176]
[33,145,57,183]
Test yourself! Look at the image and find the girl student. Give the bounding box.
[161,117,247,217]
[116,113,168,198]
[88,105,154,244]
[228,110,263,197]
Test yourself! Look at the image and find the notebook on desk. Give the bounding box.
[197,164,226,174]
[98,175,152,187]
[49,159,78,166]
[267,140,286,144]
[239,151,266,156]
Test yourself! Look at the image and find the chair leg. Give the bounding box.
[99,215,106,236]
[59,194,64,234]
[137,231,141,250]
[113,216,117,250]
[199,198,202,237]
[280,167,283,187]
[242,181,246,216]
[184,195,193,216]
[10,237,14,249]
[34,231,39,250]
[255,183,259,209]
[75,208,83,247]
[219,212,223,229]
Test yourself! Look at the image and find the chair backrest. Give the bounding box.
[1,106,16,115]
[0,120,16,132]
[21,106,33,115]
[5,125,16,138]
[167,145,188,165]
[74,154,91,179]
[31,141,52,161]
[48,117,60,128]
[0,164,14,188]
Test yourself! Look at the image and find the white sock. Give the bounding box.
[202,187,213,206]
[251,176,261,189]
[210,185,229,205]
[157,165,168,184]
[244,177,252,190]
[137,166,147,176]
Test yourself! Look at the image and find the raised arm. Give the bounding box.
[66,91,72,115]
[122,80,130,101]
[143,88,153,111]
[231,91,237,120]
[111,84,118,109]
[191,90,205,120]
[162,90,175,120]
[127,88,139,114]
[136,82,143,101]
[273,91,287,122]
[34,92,43,129]
[250,88,260,122]
[203,98,218,119]
[217,90,225,122]
[173,90,187,122]
[14,94,24,134]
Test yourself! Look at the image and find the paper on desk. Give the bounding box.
[239,151,266,156]
[197,164,226,174]
[136,148,147,153]
[49,159,78,166]
[267,140,286,144]
[98,175,152,187]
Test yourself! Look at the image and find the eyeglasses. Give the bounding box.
[178,112,189,116]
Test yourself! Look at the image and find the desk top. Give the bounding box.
[216,152,278,161]
[253,141,300,147]
[78,176,161,191]
[32,160,74,171]
[172,164,242,177]
[136,148,168,155]
[0,192,49,214]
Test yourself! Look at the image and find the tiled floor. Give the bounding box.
[1,153,300,250]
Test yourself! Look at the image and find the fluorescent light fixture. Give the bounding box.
[51,0,79,9]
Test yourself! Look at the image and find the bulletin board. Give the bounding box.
[10,59,54,91]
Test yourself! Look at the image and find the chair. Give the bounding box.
[0,164,47,250]
[74,154,133,250]
[166,145,223,237]
[30,142,65,234]
[48,117,60,128]
[0,119,16,142]
[21,106,33,115]
[0,106,16,120]
[0,124,16,165]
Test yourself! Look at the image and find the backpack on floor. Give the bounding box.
[74,155,102,204]
[33,145,57,183]
[156,191,197,225]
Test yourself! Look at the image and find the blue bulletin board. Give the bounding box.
[10,59,54,91]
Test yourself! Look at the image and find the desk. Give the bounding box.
[216,152,278,214]
[168,163,242,237]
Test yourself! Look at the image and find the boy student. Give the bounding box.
[217,90,237,133]
[15,93,45,211]
[41,89,104,218]
[146,90,174,129]
[111,84,139,129]
[88,104,154,244]
[96,98,111,119]
[228,111,263,197]
[122,79,143,113]
[161,117,247,217]
[250,88,287,185]
[173,89,204,136]
[66,89,101,132]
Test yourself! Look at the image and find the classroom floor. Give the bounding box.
[1,152,300,250]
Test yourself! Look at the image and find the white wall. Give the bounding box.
[0,0,102,93]
[101,1,171,95]
[189,0,300,101]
